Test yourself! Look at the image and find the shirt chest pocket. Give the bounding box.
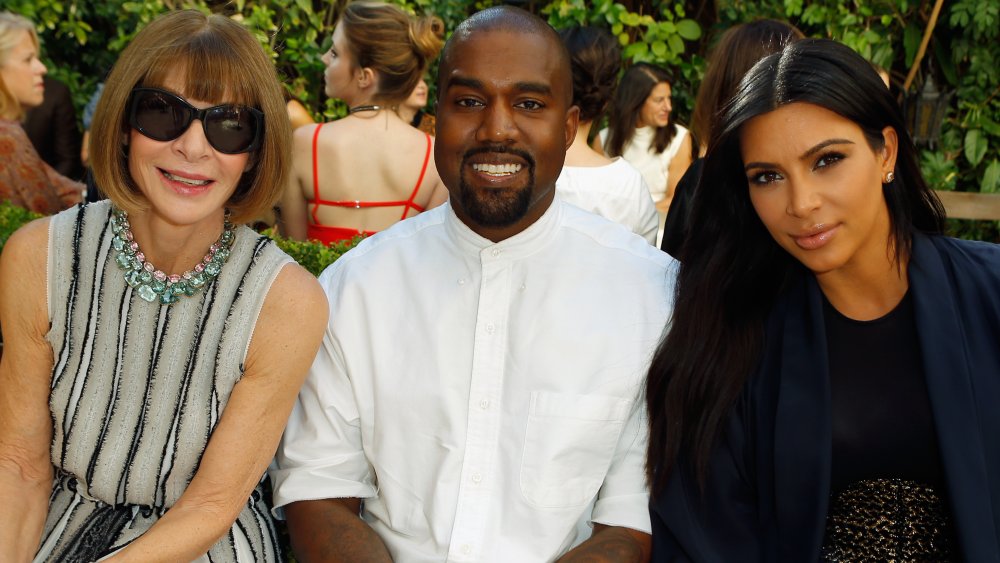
[519,391,632,509]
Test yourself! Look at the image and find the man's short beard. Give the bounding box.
[457,170,535,228]
[456,147,536,228]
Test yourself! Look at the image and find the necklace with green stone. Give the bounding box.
[109,207,236,305]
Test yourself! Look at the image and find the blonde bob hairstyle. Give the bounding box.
[0,11,39,120]
[89,10,290,224]
[340,2,444,106]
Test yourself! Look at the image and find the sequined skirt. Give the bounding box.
[822,478,958,562]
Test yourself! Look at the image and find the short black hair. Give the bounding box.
[437,6,572,105]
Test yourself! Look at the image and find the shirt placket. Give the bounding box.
[447,245,510,561]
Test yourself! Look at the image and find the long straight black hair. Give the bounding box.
[645,39,945,494]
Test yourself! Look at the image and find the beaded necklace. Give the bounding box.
[109,207,236,305]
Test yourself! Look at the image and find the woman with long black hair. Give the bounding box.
[646,39,1000,561]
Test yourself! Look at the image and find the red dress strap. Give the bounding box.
[400,133,432,219]
[310,123,325,225]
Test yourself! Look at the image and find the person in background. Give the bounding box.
[23,75,83,180]
[596,63,692,246]
[272,6,675,561]
[555,25,657,245]
[0,11,82,214]
[660,19,803,258]
[646,39,1000,561]
[280,1,448,244]
[0,10,327,561]
[397,76,436,135]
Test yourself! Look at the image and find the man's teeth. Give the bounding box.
[472,163,522,176]
[163,171,210,186]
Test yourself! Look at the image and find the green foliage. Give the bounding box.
[0,201,43,253]
[6,0,996,240]
[262,228,362,276]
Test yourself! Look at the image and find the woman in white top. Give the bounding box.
[556,26,658,244]
[596,63,692,244]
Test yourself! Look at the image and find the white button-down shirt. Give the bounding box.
[272,198,676,562]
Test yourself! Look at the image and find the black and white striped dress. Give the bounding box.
[34,200,291,562]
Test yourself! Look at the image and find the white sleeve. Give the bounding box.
[589,390,652,534]
[269,266,376,516]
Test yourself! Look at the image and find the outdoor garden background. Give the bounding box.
[1,0,998,271]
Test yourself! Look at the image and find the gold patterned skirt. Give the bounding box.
[822,479,959,562]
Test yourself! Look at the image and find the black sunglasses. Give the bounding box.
[128,87,264,154]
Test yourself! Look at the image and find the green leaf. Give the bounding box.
[651,40,667,57]
[784,0,804,16]
[675,19,701,40]
[667,34,685,57]
[984,160,1000,193]
[623,41,648,59]
[965,129,988,166]
[981,118,1000,138]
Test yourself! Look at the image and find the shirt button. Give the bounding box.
[472,473,482,484]
[458,278,466,285]
[486,322,495,334]
[479,398,489,410]
[461,544,472,554]
[491,248,501,257]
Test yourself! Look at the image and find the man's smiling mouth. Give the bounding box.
[471,163,523,176]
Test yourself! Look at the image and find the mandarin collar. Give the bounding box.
[445,193,563,262]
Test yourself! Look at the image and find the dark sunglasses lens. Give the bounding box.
[204,107,258,154]
[134,91,190,141]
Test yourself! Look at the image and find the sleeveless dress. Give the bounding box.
[34,200,292,562]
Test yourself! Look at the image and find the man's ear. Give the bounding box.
[564,105,581,150]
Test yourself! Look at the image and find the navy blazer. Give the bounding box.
[651,233,1000,562]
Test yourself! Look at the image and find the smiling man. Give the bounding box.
[271,6,676,562]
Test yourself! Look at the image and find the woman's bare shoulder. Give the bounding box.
[244,262,327,378]
[1,217,52,274]
[259,262,328,332]
[0,216,52,328]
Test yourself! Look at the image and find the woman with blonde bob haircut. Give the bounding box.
[89,9,290,224]
[0,11,83,214]
[281,1,448,244]
[0,9,327,562]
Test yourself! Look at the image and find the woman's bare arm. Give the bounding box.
[0,218,56,561]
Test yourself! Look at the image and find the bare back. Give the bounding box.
[285,111,447,238]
